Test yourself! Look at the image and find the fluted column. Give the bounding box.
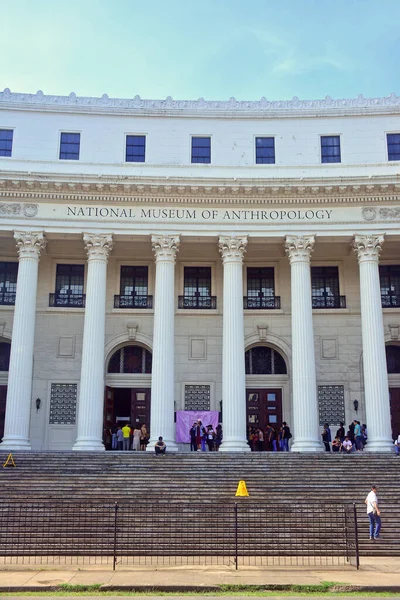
[285,235,323,452]
[219,236,250,452]
[148,234,180,452]
[2,231,46,450]
[353,234,393,452]
[73,234,113,451]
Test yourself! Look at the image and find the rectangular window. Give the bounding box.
[0,262,18,305]
[116,266,150,308]
[59,132,80,160]
[191,137,211,164]
[126,135,146,162]
[180,266,214,308]
[387,134,400,161]
[255,137,275,164]
[52,264,84,307]
[311,266,345,308]
[318,385,345,426]
[321,135,341,163]
[380,265,400,307]
[0,129,13,157]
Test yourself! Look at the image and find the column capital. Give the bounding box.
[83,233,113,261]
[151,234,180,262]
[218,236,248,264]
[353,234,384,263]
[285,235,315,264]
[14,231,46,259]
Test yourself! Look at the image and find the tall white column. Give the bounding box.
[148,234,180,452]
[219,236,250,452]
[2,231,46,450]
[285,235,323,452]
[353,234,393,452]
[73,234,113,451]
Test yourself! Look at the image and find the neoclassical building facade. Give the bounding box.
[0,89,399,452]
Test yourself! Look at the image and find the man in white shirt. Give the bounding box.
[365,485,381,540]
[342,436,353,452]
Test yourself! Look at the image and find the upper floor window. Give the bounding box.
[0,262,18,305]
[191,137,211,164]
[380,265,400,307]
[59,132,80,160]
[126,135,146,162]
[114,266,152,308]
[311,266,346,308]
[108,344,152,374]
[179,266,215,309]
[255,137,275,164]
[244,267,280,309]
[0,129,13,157]
[321,135,341,163]
[245,346,287,375]
[387,134,400,161]
[49,264,85,307]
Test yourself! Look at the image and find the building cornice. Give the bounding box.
[1,173,400,206]
[1,89,400,118]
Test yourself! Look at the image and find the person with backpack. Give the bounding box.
[282,422,292,451]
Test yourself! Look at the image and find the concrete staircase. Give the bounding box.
[0,452,398,557]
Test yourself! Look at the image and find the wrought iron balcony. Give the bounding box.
[243,296,281,309]
[114,295,153,309]
[381,294,400,308]
[0,291,16,305]
[178,295,217,309]
[49,293,86,308]
[312,295,346,309]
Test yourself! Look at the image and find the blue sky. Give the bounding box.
[1,0,399,100]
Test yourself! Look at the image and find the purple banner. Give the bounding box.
[176,411,220,443]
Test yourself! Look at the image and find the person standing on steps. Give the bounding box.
[140,423,149,451]
[132,424,141,451]
[282,422,292,451]
[365,485,381,540]
[336,422,346,442]
[189,422,197,452]
[116,426,123,450]
[122,423,131,451]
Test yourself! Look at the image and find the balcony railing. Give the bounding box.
[381,294,400,308]
[243,296,281,309]
[114,295,153,309]
[312,295,346,309]
[49,293,85,308]
[0,291,16,305]
[178,295,217,309]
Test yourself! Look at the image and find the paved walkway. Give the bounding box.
[1,557,400,591]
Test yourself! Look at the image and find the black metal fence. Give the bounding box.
[0,500,359,570]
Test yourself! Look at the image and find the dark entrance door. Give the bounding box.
[389,388,400,438]
[104,387,151,430]
[246,388,283,430]
[131,389,151,430]
[0,385,6,441]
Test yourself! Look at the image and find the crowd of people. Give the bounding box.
[189,420,223,451]
[247,422,292,451]
[322,420,368,453]
[103,423,149,451]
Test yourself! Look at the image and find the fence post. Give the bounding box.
[234,502,238,570]
[344,506,349,562]
[113,502,119,571]
[353,503,360,570]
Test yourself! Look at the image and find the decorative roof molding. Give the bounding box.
[2,89,400,118]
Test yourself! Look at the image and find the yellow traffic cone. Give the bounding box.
[235,480,249,497]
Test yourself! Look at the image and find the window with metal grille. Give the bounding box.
[245,346,287,375]
[247,267,274,298]
[55,264,84,305]
[191,137,211,164]
[0,129,13,157]
[0,262,18,305]
[126,135,146,162]
[255,137,275,164]
[59,132,80,160]
[386,345,400,374]
[108,345,152,374]
[380,265,400,307]
[184,385,211,411]
[321,135,341,163]
[318,385,345,426]
[0,342,11,371]
[311,266,340,307]
[387,134,400,161]
[49,383,77,425]
[120,266,148,297]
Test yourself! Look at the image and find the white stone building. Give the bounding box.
[0,89,399,453]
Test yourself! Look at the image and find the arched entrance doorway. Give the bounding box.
[105,344,152,448]
[387,344,400,437]
[0,340,11,441]
[245,345,288,449]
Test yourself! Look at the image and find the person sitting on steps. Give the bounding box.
[154,436,166,455]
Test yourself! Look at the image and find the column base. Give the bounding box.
[219,440,251,452]
[146,438,179,452]
[72,439,105,452]
[364,439,395,453]
[1,437,31,451]
[291,439,325,453]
